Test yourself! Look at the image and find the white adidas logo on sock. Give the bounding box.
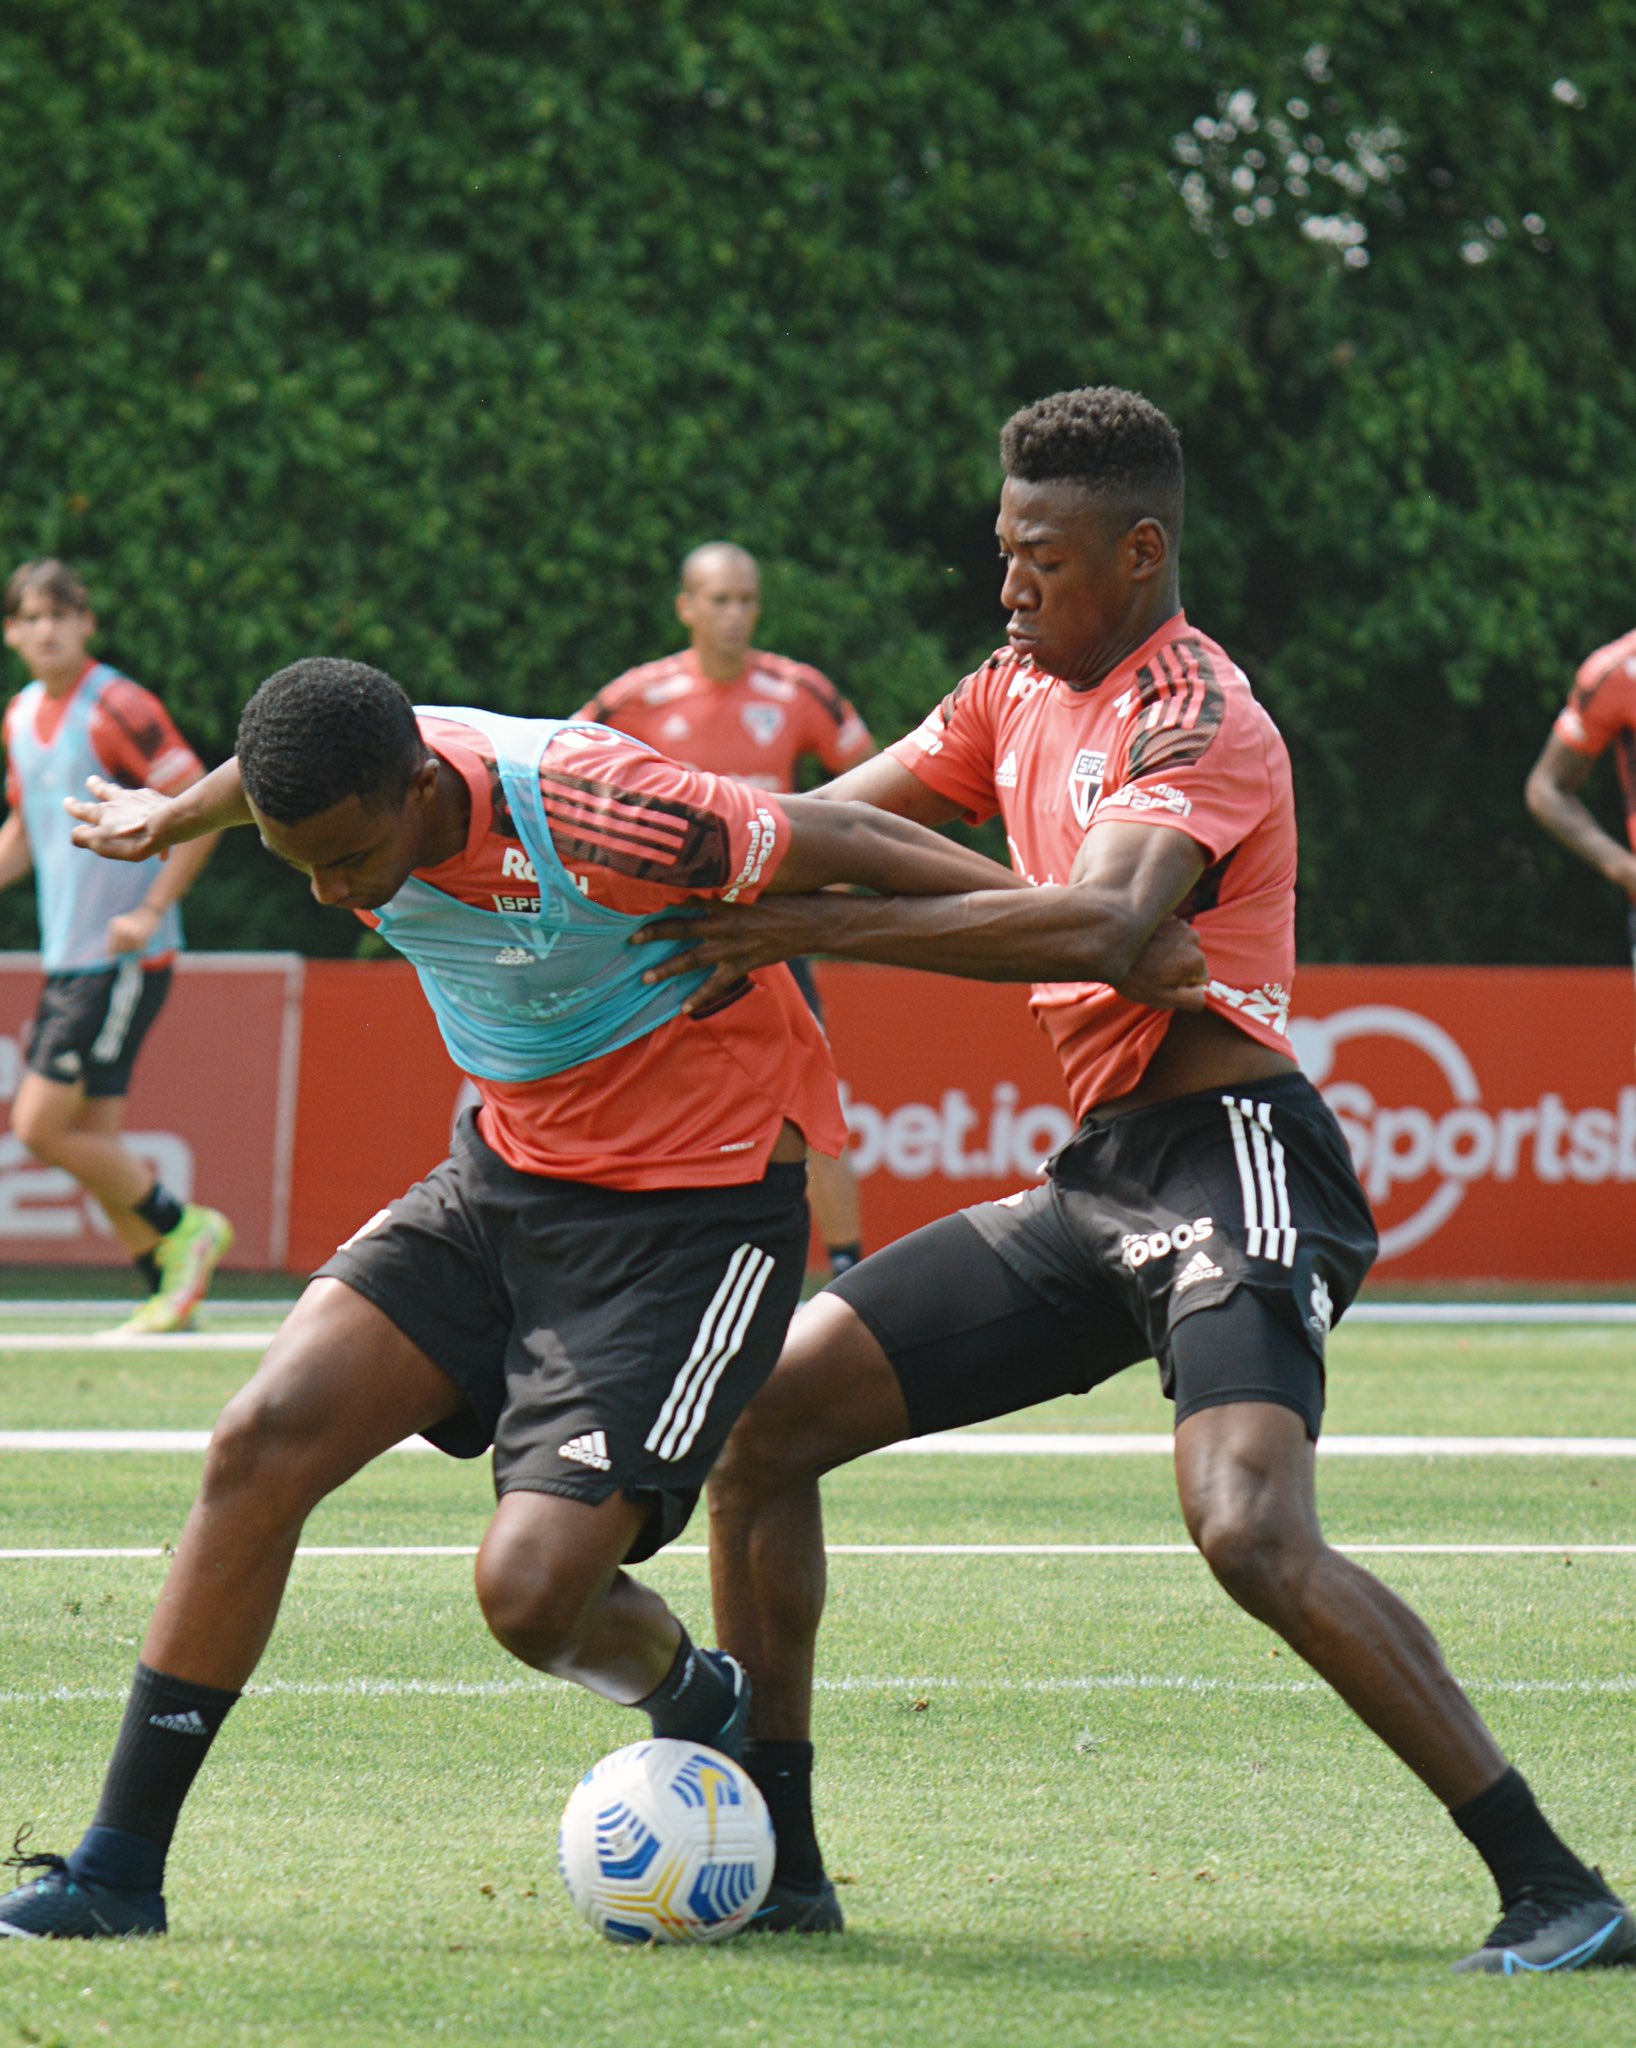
[149,1709,209,1736]
[558,1430,611,1471]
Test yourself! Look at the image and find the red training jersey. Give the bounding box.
[1552,627,1636,857]
[357,717,846,1188]
[886,614,1298,1119]
[578,648,873,791]
[3,660,202,808]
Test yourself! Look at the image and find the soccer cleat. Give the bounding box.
[744,1875,845,1935]
[145,1205,234,1332]
[107,1292,196,1338]
[1452,1879,1636,1974]
[699,1650,751,1764]
[0,1838,165,1940]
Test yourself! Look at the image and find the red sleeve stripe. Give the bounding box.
[543,790,690,860]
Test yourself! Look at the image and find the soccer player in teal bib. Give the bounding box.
[0,560,233,1332]
[0,655,1193,1941]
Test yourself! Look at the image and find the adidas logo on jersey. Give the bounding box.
[1174,1249,1225,1293]
[149,1709,210,1736]
[558,1430,612,1472]
[995,751,1019,788]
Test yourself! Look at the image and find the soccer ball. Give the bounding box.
[558,1738,775,1945]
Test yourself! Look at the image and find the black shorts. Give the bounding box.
[25,961,172,1099]
[317,1112,810,1561]
[831,1071,1377,1441]
[785,956,826,1029]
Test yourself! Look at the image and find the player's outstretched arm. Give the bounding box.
[67,760,253,862]
[645,817,1210,1011]
[1524,733,1636,896]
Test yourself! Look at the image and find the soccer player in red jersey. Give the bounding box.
[1,560,232,1332]
[1526,627,1636,1022]
[0,657,1061,1940]
[580,542,876,1277]
[646,389,1633,1971]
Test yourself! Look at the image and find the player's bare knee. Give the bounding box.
[11,1097,64,1161]
[1191,1495,1319,1624]
[474,1545,586,1666]
[199,1377,328,1515]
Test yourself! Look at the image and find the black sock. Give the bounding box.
[68,1663,240,1891]
[743,1738,825,1888]
[1451,1766,1604,1909]
[826,1243,863,1279]
[637,1632,733,1743]
[134,1251,161,1295]
[134,1184,185,1239]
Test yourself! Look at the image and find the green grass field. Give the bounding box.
[1,1316,1633,2046]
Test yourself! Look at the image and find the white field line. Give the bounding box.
[5,1428,1636,1457]
[3,1541,1635,1562]
[1,1670,1634,1708]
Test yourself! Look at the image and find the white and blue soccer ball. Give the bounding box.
[558,1738,775,1945]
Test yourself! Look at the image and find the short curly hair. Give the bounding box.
[1000,387,1184,536]
[237,658,426,824]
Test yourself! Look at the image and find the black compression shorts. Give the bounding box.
[318,1112,811,1560]
[830,1071,1377,1442]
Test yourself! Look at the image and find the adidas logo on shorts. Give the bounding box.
[1173,1249,1224,1293]
[558,1430,612,1472]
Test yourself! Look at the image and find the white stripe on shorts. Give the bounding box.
[644,1243,775,1463]
[1223,1096,1297,1267]
[90,957,146,1068]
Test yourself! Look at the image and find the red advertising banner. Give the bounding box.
[0,954,303,1267]
[818,962,1636,1285]
[1,955,1628,1286]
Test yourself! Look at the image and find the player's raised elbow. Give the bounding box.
[1522,763,1558,827]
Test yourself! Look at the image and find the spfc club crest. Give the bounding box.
[741,702,787,747]
[1068,748,1107,827]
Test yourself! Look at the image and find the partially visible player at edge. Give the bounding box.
[1525,624,1636,1041]
[0,560,232,1333]
[642,388,1635,1972]
[0,657,1169,1940]
[579,543,876,1280]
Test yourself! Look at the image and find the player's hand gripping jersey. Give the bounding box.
[1552,627,1636,858]
[579,650,872,792]
[887,614,1297,1115]
[4,661,204,971]
[356,713,844,1188]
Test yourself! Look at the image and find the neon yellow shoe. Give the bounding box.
[107,1292,195,1337]
[142,1205,235,1331]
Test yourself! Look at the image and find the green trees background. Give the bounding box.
[2,0,1632,961]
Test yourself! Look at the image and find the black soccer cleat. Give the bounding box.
[0,1836,165,1940]
[744,1875,845,1935]
[1452,1878,1636,1975]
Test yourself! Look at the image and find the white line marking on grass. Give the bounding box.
[8,1429,1636,1457]
[4,1542,1635,1562]
[2,1672,1634,1708]
[0,1335,272,1353]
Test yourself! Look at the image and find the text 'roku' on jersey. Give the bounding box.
[886,613,1298,1117]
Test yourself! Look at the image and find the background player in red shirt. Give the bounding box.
[646,389,1632,1971]
[1525,627,1636,1019]
[1,560,231,1332]
[580,542,875,1276]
